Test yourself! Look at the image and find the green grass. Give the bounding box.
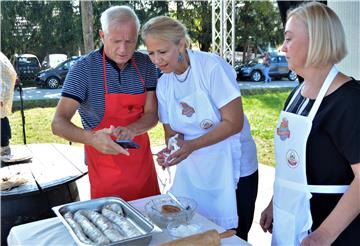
[9,90,291,167]
[242,92,290,166]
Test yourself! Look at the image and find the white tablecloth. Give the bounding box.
[7,195,250,245]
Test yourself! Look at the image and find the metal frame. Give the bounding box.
[212,0,236,66]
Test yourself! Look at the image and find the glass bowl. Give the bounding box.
[144,196,197,228]
[167,221,202,239]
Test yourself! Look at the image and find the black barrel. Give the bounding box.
[1,181,79,246]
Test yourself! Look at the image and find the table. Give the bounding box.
[7,194,250,245]
[1,143,87,245]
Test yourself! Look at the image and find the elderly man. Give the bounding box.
[52,6,160,201]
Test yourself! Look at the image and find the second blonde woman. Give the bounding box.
[141,16,258,240]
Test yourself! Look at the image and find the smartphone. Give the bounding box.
[114,139,140,149]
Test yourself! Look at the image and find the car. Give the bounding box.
[42,54,68,69]
[36,56,80,89]
[12,54,42,81]
[235,53,297,82]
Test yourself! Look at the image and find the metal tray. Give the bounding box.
[52,197,156,246]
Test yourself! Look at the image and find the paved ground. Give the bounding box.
[239,80,298,90]
[13,79,298,102]
[13,87,62,101]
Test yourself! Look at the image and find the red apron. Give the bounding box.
[84,51,160,201]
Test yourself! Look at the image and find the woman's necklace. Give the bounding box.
[174,65,191,83]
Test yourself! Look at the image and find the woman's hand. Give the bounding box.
[260,200,274,233]
[300,227,333,246]
[156,147,171,169]
[165,138,195,166]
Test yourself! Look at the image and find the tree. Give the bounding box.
[1,0,283,65]
[173,0,212,51]
[235,1,284,63]
[81,1,94,54]
[92,1,169,49]
[1,1,82,61]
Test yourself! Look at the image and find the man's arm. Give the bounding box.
[120,91,158,137]
[52,97,128,155]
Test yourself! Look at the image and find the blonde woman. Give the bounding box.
[141,16,258,240]
[260,2,360,245]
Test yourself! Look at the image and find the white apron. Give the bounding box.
[272,66,349,245]
[167,55,240,229]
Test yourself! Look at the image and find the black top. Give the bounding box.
[284,79,360,245]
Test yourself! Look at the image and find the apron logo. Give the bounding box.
[200,119,214,129]
[180,102,195,117]
[128,105,134,112]
[286,149,299,168]
[277,117,290,141]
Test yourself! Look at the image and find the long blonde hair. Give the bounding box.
[141,16,191,47]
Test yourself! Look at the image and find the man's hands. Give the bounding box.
[113,126,137,141]
[90,125,129,155]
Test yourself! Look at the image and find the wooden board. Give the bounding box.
[1,144,88,196]
[52,144,87,173]
[1,145,33,164]
[26,144,85,190]
[0,163,39,196]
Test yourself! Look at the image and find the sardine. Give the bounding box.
[101,208,142,238]
[74,210,110,245]
[82,209,125,242]
[64,212,93,244]
[103,203,124,216]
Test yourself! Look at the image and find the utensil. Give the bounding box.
[219,230,236,238]
[158,229,236,246]
[167,192,190,210]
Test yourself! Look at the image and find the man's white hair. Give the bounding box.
[100,6,140,34]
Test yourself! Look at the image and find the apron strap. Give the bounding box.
[102,50,109,94]
[276,178,349,194]
[131,57,146,89]
[285,84,304,111]
[307,65,338,121]
[307,184,348,194]
[102,51,146,94]
[284,65,338,120]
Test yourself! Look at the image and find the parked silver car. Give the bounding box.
[235,54,297,82]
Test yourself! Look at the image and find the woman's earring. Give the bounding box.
[178,53,184,63]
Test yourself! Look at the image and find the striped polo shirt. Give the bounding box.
[61,46,157,130]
